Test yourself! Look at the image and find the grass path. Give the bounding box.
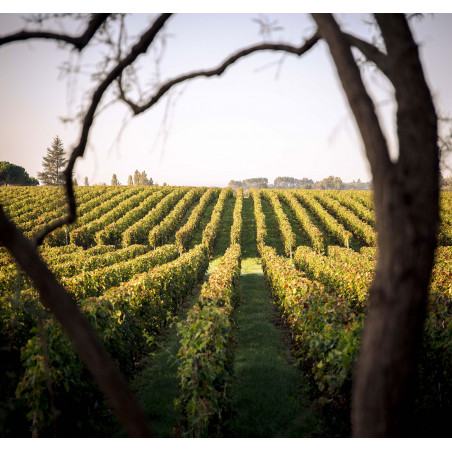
[225,257,323,437]
[225,197,323,437]
[128,195,325,437]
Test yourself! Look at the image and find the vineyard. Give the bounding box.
[0,185,451,437]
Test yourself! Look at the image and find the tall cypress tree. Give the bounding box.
[38,136,68,185]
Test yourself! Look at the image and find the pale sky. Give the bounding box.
[1,7,452,186]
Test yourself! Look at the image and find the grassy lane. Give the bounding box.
[129,286,202,437]
[125,195,325,437]
[225,197,324,437]
[126,195,236,437]
[260,197,285,255]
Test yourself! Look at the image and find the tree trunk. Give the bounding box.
[312,14,439,436]
[352,15,439,437]
[0,207,153,437]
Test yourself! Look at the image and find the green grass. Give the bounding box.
[127,195,326,437]
[129,286,201,437]
[225,257,324,437]
[260,197,285,255]
[224,197,324,437]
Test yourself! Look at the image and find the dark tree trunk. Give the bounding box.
[353,15,439,437]
[312,14,439,436]
[0,207,153,437]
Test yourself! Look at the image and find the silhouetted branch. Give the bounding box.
[118,31,321,116]
[33,13,172,246]
[0,206,152,437]
[343,32,389,77]
[312,14,392,180]
[0,14,110,50]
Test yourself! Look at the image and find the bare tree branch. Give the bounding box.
[311,14,392,183]
[343,32,389,77]
[0,206,152,437]
[117,32,321,116]
[1,12,173,435]
[374,13,438,176]
[0,14,110,51]
[33,13,172,246]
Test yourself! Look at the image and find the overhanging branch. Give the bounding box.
[0,14,110,51]
[118,32,321,116]
[312,14,392,181]
[343,32,389,77]
[33,13,172,246]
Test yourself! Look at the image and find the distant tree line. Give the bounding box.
[441,174,452,190]
[0,161,38,186]
[228,178,269,189]
[129,170,153,186]
[35,137,158,188]
[228,176,372,191]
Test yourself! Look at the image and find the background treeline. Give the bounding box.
[228,176,372,192]
[441,174,452,190]
[0,162,39,186]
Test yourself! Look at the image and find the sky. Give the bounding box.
[1,6,452,187]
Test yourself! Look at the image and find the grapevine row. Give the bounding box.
[122,187,189,247]
[71,187,156,247]
[176,243,241,436]
[327,190,375,227]
[295,190,353,247]
[250,188,267,248]
[16,244,210,433]
[176,191,243,435]
[261,189,296,257]
[312,191,376,246]
[148,187,206,248]
[230,188,243,245]
[201,188,233,254]
[278,190,325,254]
[95,187,170,246]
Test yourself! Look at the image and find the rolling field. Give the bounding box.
[0,186,451,437]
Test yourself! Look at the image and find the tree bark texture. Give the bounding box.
[312,13,439,436]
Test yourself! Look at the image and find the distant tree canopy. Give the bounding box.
[228,178,268,190]
[228,176,371,190]
[133,170,153,186]
[441,175,452,190]
[73,177,78,186]
[0,161,39,186]
[315,175,345,190]
[111,174,120,186]
[84,176,89,186]
[274,176,314,189]
[37,136,67,186]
